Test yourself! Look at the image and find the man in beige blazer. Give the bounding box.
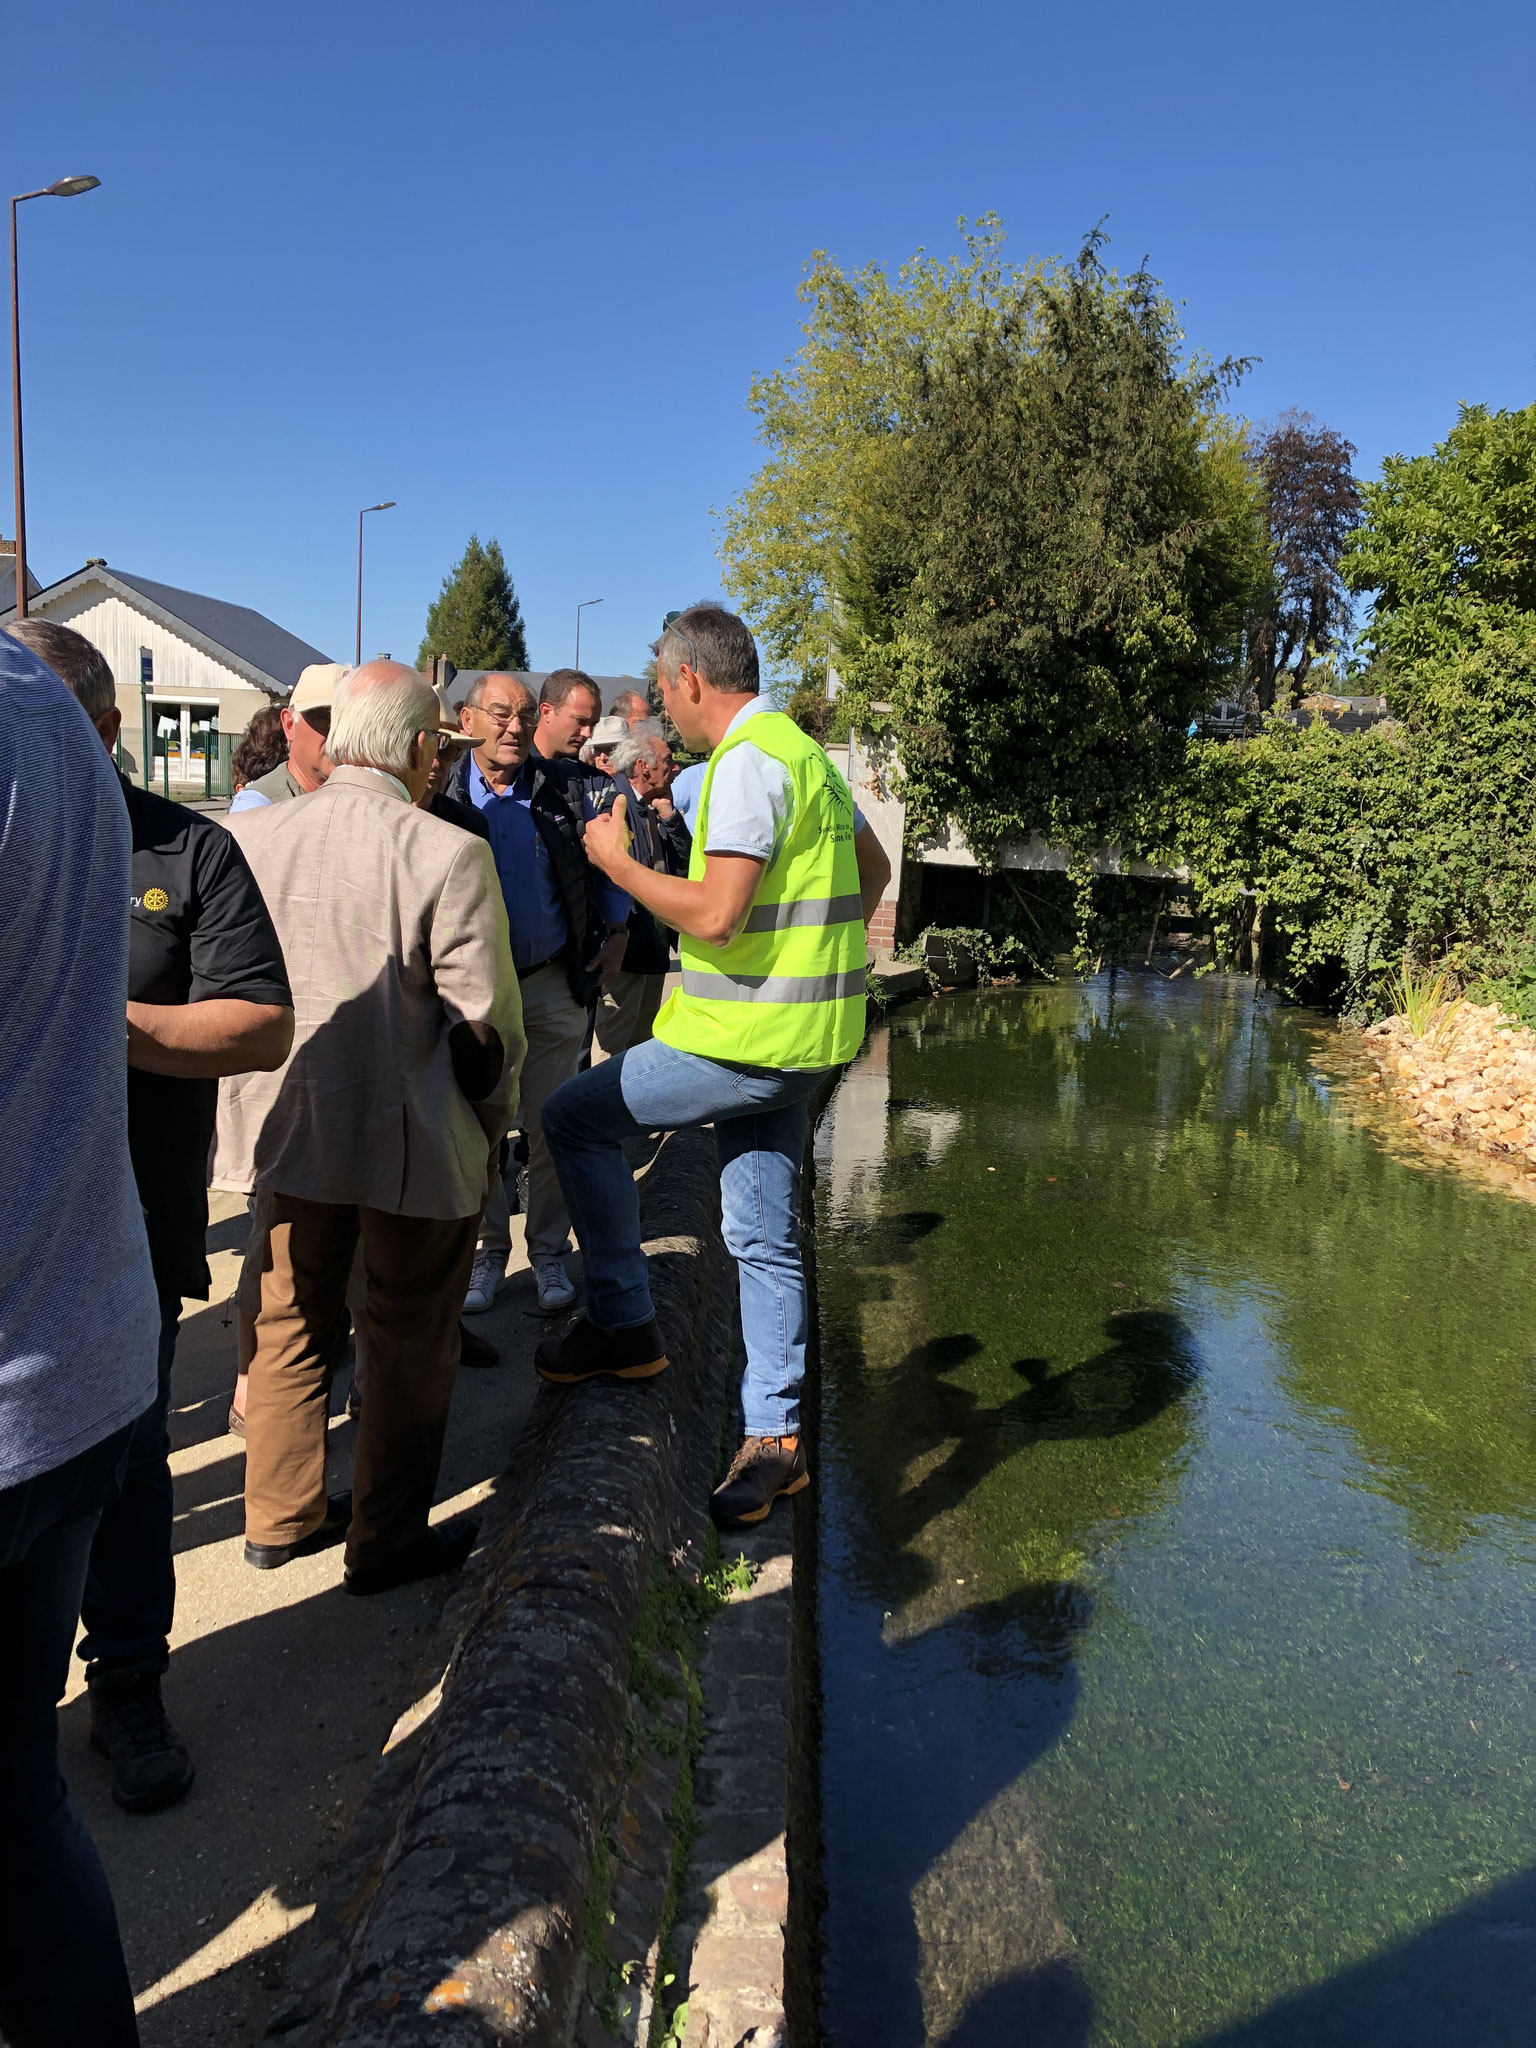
[214,662,524,1595]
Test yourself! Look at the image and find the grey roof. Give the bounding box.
[109,571,330,690]
[0,561,331,695]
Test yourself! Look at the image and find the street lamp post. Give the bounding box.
[355,501,396,664]
[10,175,100,619]
[575,597,603,671]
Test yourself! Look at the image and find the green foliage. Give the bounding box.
[1161,613,1536,1014]
[722,220,1268,850]
[1383,955,1458,1040]
[1344,402,1536,701]
[1470,943,1536,1032]
[901,924,1037,986]
[417,533,529,671]
[718,215,1037,680]
[835,233,1266,860]
[783,682,831,742]
[727,233,1536,1014]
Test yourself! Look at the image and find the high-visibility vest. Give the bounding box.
[653,710,867,1068]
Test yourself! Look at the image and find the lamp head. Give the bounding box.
[46,175,101,198]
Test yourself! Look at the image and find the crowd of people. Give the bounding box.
[0,600,890,2045]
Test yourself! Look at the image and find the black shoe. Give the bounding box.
[534,1315,669,1385]
[87,1665,196,1814]
[343,1518,479,1597]
[458,1320,500,1370]
[244,1492,352,1571]
[710,1436,809,1529]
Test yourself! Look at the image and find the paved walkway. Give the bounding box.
[59,1189,547,2045]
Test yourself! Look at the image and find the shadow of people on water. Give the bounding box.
[1187,1861,1536,2048]
[841,1312,1201,1604]
[820,1312,1202,2045]
[939,1955,1094,2047]
[822,1575,1093,2043]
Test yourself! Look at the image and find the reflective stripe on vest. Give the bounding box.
[652,709,867,1070]
[741,892,863,934]
[680,965,869,1004]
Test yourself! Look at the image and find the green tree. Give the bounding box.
[1343,401,1536,707]
[1159,403,1536,1012]
[834,232,1268,857]
[418,534,528,671]
[717,216,1034,684]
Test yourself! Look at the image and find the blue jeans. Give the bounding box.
[78,1291,181,1676]
[543,1038,826,1437]
[0,1425,140,2046]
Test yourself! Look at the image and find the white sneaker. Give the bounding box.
[463,1251,506,1314]
[535,1258,577,1312]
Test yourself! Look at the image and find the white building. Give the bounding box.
[1,558,332,788]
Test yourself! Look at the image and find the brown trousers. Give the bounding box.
[245,1193,479,1570]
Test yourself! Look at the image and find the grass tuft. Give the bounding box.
[1385,955,1460,1043]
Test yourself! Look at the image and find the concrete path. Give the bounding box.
[58,1189,549,2045]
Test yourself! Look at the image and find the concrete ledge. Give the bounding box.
[278,1129,736,2047]
[868,960,927,1005]
[671,1522,793,2048]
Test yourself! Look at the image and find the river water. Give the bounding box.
[811,976,1536,2047]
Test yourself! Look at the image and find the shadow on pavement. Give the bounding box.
[59,1209,544,2046]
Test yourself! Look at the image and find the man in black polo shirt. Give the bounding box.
[10,621,293,1813]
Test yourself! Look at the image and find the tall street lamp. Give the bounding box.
[10,174,101,619]
[575,597,602,671]
[355,500,395,664]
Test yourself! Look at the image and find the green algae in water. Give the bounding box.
[813,978,1536,2046]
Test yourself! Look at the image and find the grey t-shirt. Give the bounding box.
[0,632,159,1489]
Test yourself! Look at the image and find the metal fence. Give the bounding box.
[115,730,235,801]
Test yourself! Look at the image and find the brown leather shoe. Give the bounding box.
[709,1435,809,1528]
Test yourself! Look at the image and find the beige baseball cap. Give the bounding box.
[591,715,630,748]
[431,685,465,739]
[288,663,351,716]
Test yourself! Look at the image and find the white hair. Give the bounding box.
[610,726,669,777]
[328,668,439,777]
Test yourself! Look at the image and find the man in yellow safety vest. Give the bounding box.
[539,604,891,1527]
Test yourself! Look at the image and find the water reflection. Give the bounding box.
[814,978,1536,2046]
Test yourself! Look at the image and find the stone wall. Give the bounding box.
[277,1128,739,2046]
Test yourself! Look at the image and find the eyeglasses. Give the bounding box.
[473,704,538,730]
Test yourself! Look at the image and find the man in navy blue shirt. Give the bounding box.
[448,673,628,1313]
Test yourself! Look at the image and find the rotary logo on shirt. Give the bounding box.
[140,887,170,912]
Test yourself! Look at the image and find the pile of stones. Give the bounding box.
[1362,1000,1536,1171]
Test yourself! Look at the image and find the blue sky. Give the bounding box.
[8,0,1533,679]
